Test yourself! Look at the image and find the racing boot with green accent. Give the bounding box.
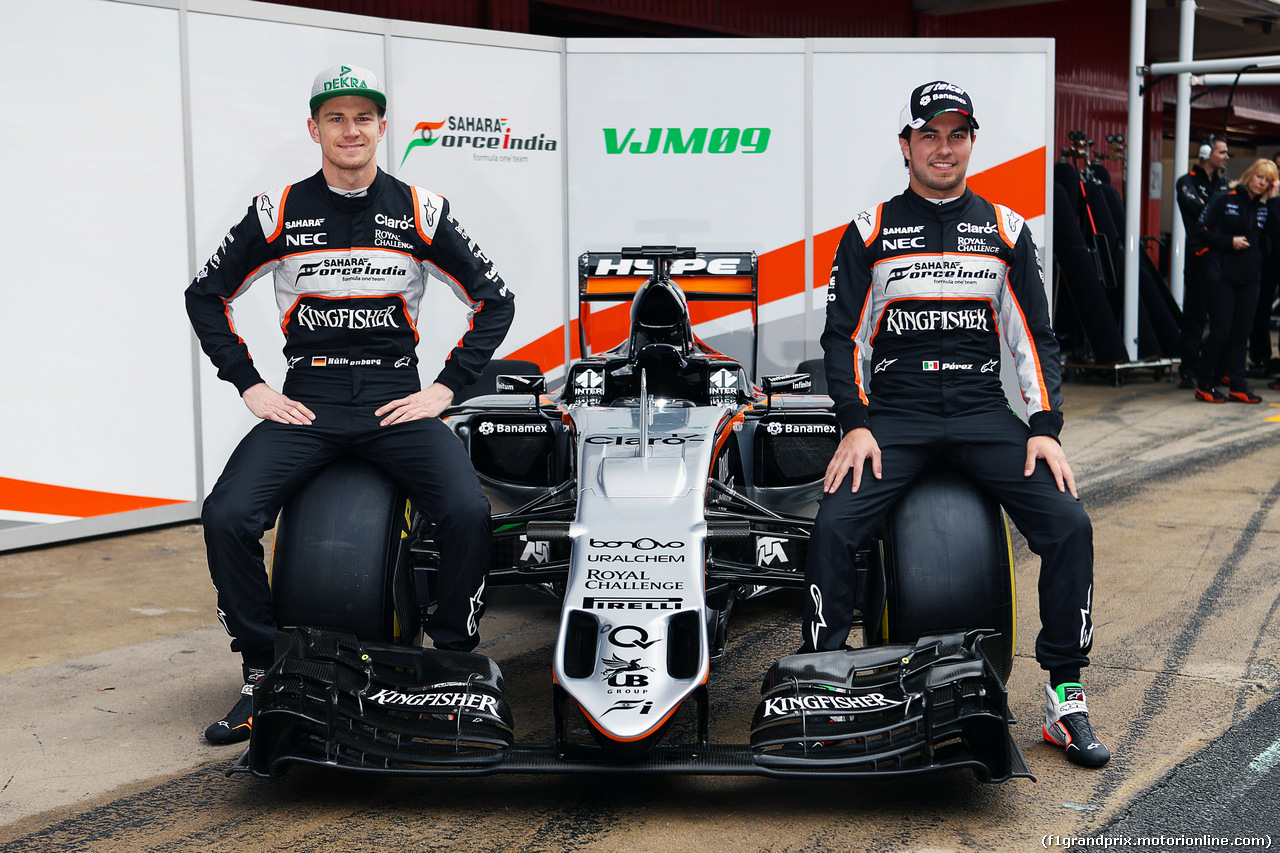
[204,669,264,745]
[1043,682,1110,767]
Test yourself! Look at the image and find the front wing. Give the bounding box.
[232,628,1030,783]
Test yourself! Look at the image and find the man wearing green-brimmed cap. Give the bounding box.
[186,63,515,747]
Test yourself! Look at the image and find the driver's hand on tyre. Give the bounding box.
[242,383,315,424]
[824,427,881,494]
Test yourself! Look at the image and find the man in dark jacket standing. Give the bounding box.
[1175,137,1230,388]
[802,81,1108,768]
[185,64,514,745]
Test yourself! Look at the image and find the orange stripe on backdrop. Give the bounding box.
[0,477,185,519]
[966,147,1047,222]
[511,148,1046,374]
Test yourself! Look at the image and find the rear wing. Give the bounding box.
[577,247,759,375]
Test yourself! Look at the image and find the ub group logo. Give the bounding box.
[401,116,558,166]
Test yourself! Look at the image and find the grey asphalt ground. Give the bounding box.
[2,376,1280,852]
[1074,692,1280,851]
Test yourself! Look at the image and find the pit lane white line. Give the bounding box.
[1247,737,1280,774]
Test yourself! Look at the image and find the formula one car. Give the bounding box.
[233,247,1031,783]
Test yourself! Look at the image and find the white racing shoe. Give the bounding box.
[1043,682,1111,767]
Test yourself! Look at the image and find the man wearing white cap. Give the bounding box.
[802,81,1109,768]
[186,64,515,745]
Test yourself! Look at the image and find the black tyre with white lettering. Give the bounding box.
[271,457,414,644]
[864,464,1016,682]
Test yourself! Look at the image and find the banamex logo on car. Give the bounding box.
[478,421,546,435]
[765,421,836,436]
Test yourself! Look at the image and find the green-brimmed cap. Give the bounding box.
[310,64,386,111]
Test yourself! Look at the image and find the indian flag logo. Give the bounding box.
[400,120,448,166]
[922,361,939,371]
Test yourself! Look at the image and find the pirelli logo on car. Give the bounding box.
[581,597,683,611]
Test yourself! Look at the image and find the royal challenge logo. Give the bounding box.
[400,115,558,166]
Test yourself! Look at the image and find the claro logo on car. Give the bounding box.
[585,434,705,446]
[603,127,771,154]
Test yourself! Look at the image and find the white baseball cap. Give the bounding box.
[310,64,386,112]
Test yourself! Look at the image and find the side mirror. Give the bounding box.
[496,374,546,395]
[761,373,812,396]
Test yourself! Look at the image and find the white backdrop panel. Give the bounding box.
[0,0,1054,549]
[566,43,807,374]
[812,44,1052,417]
[0,0,192,502]
[390,36,566,380]
[186,12,386,488]
[812,47,1050,253]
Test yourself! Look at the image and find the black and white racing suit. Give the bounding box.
[802,187,1094,683]
[1175,164,1230,380]
[186,168,514,669]
[1194,187,1280,391]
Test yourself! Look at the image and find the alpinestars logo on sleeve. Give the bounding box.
[874,358,897,373]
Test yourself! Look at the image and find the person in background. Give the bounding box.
[1246,152,1280,389]
[1191,157,1280,403]
[1174,137,1230,389]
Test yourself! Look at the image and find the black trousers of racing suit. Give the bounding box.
[801,408,1094,681]
[1180,250,1213,381]
[201,370,491,673]
[1249,254,1278,374]
[1197,270,1260,392]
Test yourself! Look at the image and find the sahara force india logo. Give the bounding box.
[400,116,559,166]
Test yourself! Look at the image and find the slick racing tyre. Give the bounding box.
[272,456,413,643]
[865,463,1016,682]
